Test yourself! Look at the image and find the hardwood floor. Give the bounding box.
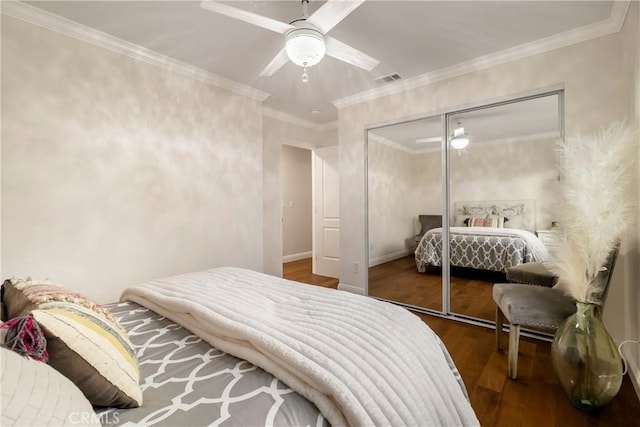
[368,255,442,311]
[282,258,339,288]
[449,266,507,321]
[283,257,640,427]
[368,255,500,321]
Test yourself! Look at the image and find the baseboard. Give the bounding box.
[337,283,366,295]
[282,251,312,263]
[622,344,640,400]
[369,249,411,267]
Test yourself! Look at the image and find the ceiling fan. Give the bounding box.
[200,0,380,81]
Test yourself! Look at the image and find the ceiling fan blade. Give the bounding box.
[200,0,294,34]
[259,48,289,77]
[325,37,379,71]
[306,0,365,34]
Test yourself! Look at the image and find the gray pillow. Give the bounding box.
[418,215,442,235]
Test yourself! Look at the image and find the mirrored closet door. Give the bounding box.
[446,92,563,322]
[367,115,443,312]
[365,89,564,326]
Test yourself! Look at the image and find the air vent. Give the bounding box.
[374,73,402,84]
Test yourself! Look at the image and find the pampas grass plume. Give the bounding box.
[547,121,636,303]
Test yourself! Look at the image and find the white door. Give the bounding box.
[312,146,339,278]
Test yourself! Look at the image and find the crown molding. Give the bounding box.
[263,107,338,132]
[282,138,317,150]
[368,133,437,155]
[610,0,632,31]
[333,1,631,109]
[0,1,270,102]
[370,130,562,155]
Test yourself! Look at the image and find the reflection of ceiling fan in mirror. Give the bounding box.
[200,0,380,81]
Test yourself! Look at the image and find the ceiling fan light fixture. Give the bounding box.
[450,125,470,150]
[285,27,326,67]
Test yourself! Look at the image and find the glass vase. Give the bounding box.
[551,301,623,411]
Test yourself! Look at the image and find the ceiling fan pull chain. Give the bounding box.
[302,64,309,83]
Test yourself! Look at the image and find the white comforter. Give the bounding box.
[122,267,479,427]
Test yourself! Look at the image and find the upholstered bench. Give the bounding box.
[492,283,576,379]
[505,262,557,287]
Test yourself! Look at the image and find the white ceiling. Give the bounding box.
[19,1,616,125]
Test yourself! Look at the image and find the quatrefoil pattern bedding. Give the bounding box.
[415,228,544,273]
[96,302,327,427]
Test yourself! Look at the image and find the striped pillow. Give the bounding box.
[32,302,142,408]
[1,277,141,408]
[2,278,113,321]
[487,215,507,228]
[468,216,505,228]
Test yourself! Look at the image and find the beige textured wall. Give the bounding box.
[410,151,442,218]
[368,140,415,264]
[1,16,264,303]
[600,1,640,394]
[262,115,338,276]
[281,145,312,258]
[449,136,558,229]
[619,0,640,394]
[635,1,640,394]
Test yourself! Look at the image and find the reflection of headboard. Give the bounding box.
[453,200,536,232]
[417,214,442,236]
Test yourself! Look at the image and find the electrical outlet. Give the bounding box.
[352,262,359,274]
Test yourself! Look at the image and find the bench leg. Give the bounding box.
[496,307,504,351]
[508,323,520,380]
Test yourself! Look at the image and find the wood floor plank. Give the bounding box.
[283,257,640,426]
[470,385,502,426]
[477,350,508,393]
[283,258,339,288]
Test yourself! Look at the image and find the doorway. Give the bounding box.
[281,144,340,283]
[281,145,313,264]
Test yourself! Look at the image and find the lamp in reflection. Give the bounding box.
[450,123,470,149]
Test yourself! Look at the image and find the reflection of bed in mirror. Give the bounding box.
[415,200,549,273]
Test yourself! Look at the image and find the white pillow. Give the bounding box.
[453,214,474,227]
[504,214,524,229]
[1,346,102,427]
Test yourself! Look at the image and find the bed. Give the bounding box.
[415,200,549,273]
[1,268,479,427]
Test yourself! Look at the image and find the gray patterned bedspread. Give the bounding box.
[96,301,327,427]
[415,227,547,273]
